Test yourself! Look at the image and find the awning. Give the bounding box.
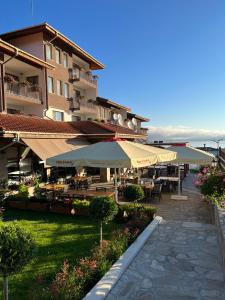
[22,138,89,167]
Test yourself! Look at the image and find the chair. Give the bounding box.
[69,180,79,190]
[80,179,90,190]
[148,168,156,178]
[160,169,168,177]
[151,183,162,202]
[133,177,139,184]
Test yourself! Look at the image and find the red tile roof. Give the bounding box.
[0,113,80,134]
[71,121,141,135]
[0,114,144,137]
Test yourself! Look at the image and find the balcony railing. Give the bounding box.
[80,71,98,86]
[69,96,98,114]
[69,68,98,86]
[139,127,149,135]
[5,81,42,101]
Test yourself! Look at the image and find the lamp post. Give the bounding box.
[210,139,224,158]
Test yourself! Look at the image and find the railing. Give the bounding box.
[70,68,97,86]
[219,148,225,170]
[80,71,97,86]
[138,127,149,135]
[5,81,42,101]
[69,97,98,113]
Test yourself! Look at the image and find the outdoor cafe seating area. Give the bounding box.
[31,163,187,206]
[118,164,187,202]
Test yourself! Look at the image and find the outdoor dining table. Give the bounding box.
[156,176,179,182]
[149,166,167,169]
[155,176,179,193]
[72,176,88,182]
[42,183,67,201]
[42,183,67,190]
[141,183,155,200]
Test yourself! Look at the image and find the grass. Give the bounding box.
[0,209,121,300]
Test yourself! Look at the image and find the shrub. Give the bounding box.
[107,230,128,262]
[33,178,41,199]
[124,185,145,202]
[73,199,90,209]
[49,258,99,300]
[90,196,118,245]
[18,183,29,198]
[206,192,225,209]
[5,194,27,202]
[114,203,156,223]
[0,222,35,300]
[201,175,225,196]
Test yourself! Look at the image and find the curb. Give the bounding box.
[83,216,163,300]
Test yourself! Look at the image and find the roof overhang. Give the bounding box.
[84,132,147,140]
[0,23,104,70]
[96,97,131,111]
[0,39,54,69]
[22,137,89,167]
[0,130,82,139]
[127,112,150,122]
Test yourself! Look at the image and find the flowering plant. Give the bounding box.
[50,257,98,300]
[206,192,225,209]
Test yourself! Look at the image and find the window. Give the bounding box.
[56,80,63,96]
[55,48,61,64]
[63,53,68,67]
[26,76,39,85]
[45,44,52,60]
[53,111,64,121]
[64,83,69,98]
[47,76,54,93]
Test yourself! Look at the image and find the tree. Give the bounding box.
[124,185,145,202]
[90,196,118,246]
[0,223,35,300]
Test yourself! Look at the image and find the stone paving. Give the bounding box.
[106,175,225,300]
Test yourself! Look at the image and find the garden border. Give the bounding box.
[83,215,163,300]
[214,205,225,272]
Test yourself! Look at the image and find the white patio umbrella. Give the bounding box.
[47,139,177,202]
[167,145,215,200]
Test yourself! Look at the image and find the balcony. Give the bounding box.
[4,76,42,103]
[69,68,98,89]
[69,96,98,115]
[138,127,149,135]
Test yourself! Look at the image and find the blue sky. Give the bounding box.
[0,0,225,141]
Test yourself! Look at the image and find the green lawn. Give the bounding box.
[1,209,121,300]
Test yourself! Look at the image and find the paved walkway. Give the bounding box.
[107,174,225,300]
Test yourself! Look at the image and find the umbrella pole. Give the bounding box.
[114,168,119,203]
[171,164,187,200]
[178,165,181,196]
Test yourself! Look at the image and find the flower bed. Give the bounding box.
[195,166,225,209]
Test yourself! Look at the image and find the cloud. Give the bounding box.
[147,125,225,142]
